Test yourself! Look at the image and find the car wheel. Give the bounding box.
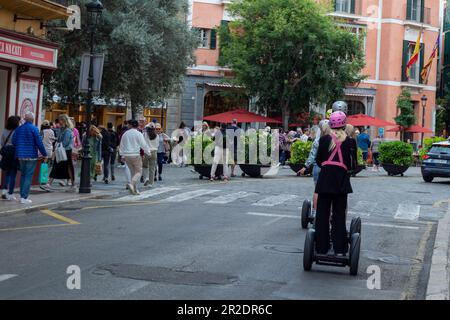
[422,175,434,183]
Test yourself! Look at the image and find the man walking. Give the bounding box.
[107,122,118,181]
[119,120,151,195]
[12,112,47,204]
[357,128,371,163]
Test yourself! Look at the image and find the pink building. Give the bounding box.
[167,0,444,146]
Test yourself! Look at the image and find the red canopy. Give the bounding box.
[202,109,282,124]
[386,125,433,134]
[347,114,396,127]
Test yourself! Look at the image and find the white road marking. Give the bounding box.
[205,191,256,204]
[394,203,421,221]
[252,194,298,207]
[161,189,220,203]
[0,274,18,282]
[115,187,180,202]
[246,212,420,230]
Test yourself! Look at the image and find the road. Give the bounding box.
[0,166,449,299]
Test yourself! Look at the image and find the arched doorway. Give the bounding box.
[346,100,366,115]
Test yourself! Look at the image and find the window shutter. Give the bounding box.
[351,0,356,14]
[210,29,217,50]
[406,0,412,20]
[402,40,410,82]
[420,0,425,23]
[334,0,337,11]
[419,43,425,83]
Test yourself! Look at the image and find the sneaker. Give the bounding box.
[111,175,115,181]
[6,194,17,201]
[59,181,66,187]
[20,198,32,204]
[158,175,162,181]
[144,179,150,187]
[135,189,141,195]
[104,179,109,184]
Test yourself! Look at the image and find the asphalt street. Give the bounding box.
[0,165,449,299]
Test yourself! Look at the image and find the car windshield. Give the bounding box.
[430,146,450,154]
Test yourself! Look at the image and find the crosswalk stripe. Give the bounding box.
[205,192,257,204]
[115,187,180,202]
[394,203,421,221]
[161,189,220,203]
[252,194,298,207]
[0,274,17,282]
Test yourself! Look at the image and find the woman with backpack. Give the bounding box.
[0,116,20,200]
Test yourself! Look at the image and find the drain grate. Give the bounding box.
[362,250,420,265]
[95,264,239,286]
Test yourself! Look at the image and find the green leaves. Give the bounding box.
[289,140,312,165]
[379,141,414,166]
[218,0,365,127]
[395,88,416,129]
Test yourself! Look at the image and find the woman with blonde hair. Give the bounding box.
[314,111,357,256]
[46,114,75,189]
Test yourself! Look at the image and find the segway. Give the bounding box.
[303,216,362,276]
[301,199,314,229]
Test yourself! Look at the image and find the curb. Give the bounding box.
[426,203,450,300]
[0,190,122,218]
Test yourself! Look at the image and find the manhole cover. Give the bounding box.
[362,250,420,265]
[255,244,303,254]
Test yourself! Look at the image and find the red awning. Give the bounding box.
[202,109,282,124]
[386,125,433,134]
[347,114,396,127]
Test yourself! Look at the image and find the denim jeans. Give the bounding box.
[19,160,37,199]
[3,169,17,194]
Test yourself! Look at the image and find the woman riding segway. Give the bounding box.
[314,111,357,257]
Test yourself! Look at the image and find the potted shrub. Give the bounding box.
[187,134,223,179]
[379,141,414,176]
[239,131,273,178]
[287,140,312,176]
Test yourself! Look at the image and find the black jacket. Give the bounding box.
[315,135,357,195]
[100,129,112,153]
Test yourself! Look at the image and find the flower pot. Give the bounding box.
[193,164,223,179]
[381,163,409,177]
[239,164,271,178]
[351,165,366,177]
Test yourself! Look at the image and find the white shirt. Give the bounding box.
[143,132,159,151]
[119,128,151,156]
[300,134,309,143]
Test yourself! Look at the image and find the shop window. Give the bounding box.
[347,100,365,115]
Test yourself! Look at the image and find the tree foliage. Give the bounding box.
[394,88,415,141]
[218,0,366,129]
[46,0,198,119]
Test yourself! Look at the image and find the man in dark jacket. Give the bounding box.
[107,122,119,181]
[99,125,112,184]
[12,112,47,204]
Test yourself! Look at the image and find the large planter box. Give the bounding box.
[239,164,271,178]
[193,164,223,179]
[382,163,409,176]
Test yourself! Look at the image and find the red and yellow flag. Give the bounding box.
[406,30,422,81]
[421,34,440,84]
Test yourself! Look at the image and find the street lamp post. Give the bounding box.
[421,94,428,149]
[79,0,104,194]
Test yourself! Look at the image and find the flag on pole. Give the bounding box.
[406,30,423,81]
[421,34,440,84]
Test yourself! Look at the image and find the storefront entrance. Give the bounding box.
[0,65,11,129]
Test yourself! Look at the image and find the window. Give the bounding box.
[339,24,366,53]
[198,29,209,48]
[335,0,355,14]
[407,45,420,83]
[402,40,424,84]
[407,0,424,22]
[347,101,365,115]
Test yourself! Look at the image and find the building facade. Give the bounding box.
[168,0,443,143]
[0,0,71,130]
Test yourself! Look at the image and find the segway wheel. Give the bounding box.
[349,233,361,276]
[301,200,311,229]
[350,217,362,236]
[303,229,315,271]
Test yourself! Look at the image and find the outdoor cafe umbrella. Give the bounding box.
[202,109,282,124]
[347,114,397,127]
[386,124,433,134]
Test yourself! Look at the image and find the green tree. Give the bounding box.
[394,88,415,141]
[46,0,198,119]
[218,0,366,129]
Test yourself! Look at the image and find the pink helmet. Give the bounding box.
[329,111,347,129]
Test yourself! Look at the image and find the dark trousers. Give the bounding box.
[110,149,116,177]
[315,193,348,255]
[102,151,111,180]
[157,152,165,176]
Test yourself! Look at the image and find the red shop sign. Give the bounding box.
[0,36,57,69]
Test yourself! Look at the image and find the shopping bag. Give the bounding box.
[95,161,103,176]
[55,143,67,163]
[39,162,49,184]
